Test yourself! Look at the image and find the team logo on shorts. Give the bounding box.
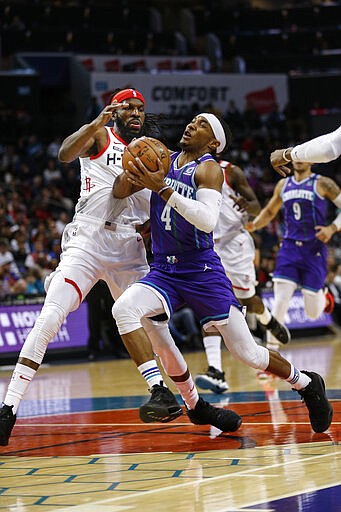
[166,256,178,264]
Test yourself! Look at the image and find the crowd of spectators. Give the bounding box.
[1,0,341,74]
[0,131,78,302]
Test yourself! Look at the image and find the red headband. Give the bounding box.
[110,88,145,105]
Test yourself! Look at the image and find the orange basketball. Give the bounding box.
[122,136,171,175]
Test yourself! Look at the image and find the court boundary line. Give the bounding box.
[13,421,341,427]
[48,447,341,512]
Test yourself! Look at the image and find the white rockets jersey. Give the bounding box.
[214,160,250,243]
[74,126,150,226]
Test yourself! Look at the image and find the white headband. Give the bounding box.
[199,112,226,153]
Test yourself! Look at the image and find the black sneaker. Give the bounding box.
[194,366,229,394]
[139,383,183,423]
[263,316,291,344]
[297,371,333,433]
[187,397,242,432]
[0,404,16,446]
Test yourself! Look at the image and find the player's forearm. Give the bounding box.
[331,211,341,233]
[246,199,261,217]
[113,173,143,198]
[58,123,99,162]
[166,188,222,233]
[290,126,341,163]
[251,208,274,230]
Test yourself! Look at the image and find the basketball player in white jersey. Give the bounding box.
[195,160,290,393]
[1,89,240,445]
[0,88,186,445]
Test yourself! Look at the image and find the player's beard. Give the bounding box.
[116,116,143,143]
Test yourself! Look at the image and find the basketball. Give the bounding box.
[122,136,171,175]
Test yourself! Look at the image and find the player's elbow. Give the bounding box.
[194,210,219,233]
[58,147,73,163]
[201,219,218,233]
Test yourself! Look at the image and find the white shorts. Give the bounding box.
[45,215,149,305]
[215,230,256,300]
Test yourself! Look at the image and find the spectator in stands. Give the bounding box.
[46,136,62,159]
[243,99,262,133]
[43,158,62,185]
[11,234,31,274]
[0,259,21,298]
[25,267,45,296]
[225,99,243,134]
[0,238,20,276]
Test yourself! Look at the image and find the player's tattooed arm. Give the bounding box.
[318,176,341,201]
[315,176,341,242]
[228,165,261,217]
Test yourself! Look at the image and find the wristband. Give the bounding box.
[158,185,171,196]
[282,149,291,162]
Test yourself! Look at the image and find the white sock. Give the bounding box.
[286,364,312,390]
[4,363,36,414]
[174,374,199,409]
[256,306,272,326]
[138,360,164,390]
[202,336,222,371]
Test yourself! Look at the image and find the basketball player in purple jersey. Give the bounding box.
[247,160,341,349]
[113,114,333,434]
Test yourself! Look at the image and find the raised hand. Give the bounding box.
[270,148,293,177]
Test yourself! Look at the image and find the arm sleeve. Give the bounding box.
[166,188,222,233]
[291,125,341,163]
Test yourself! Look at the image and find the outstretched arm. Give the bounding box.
[246,180,284,232]
[270,125,341,176]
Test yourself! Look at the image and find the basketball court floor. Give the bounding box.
[0,330,340,511]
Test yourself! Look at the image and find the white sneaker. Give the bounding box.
[194,366,229,394]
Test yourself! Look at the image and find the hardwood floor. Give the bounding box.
[0,330,340,511]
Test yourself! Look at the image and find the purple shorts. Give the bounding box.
[139,248,242,327]
[273,238,327,292]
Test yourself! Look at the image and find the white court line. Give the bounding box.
[11,397,340,421]
[49,449,341,512]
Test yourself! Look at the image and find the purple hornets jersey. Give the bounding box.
[139,150,242,328]
[281,173,328,242]
[274,173,328,291]
[150,152,215,255]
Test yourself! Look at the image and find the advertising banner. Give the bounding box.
[91,72,288,117]
[78,54,209,73]
[261,290,332,329]
[0,303,89,354]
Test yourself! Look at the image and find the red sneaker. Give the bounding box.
[324,290,335,314]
